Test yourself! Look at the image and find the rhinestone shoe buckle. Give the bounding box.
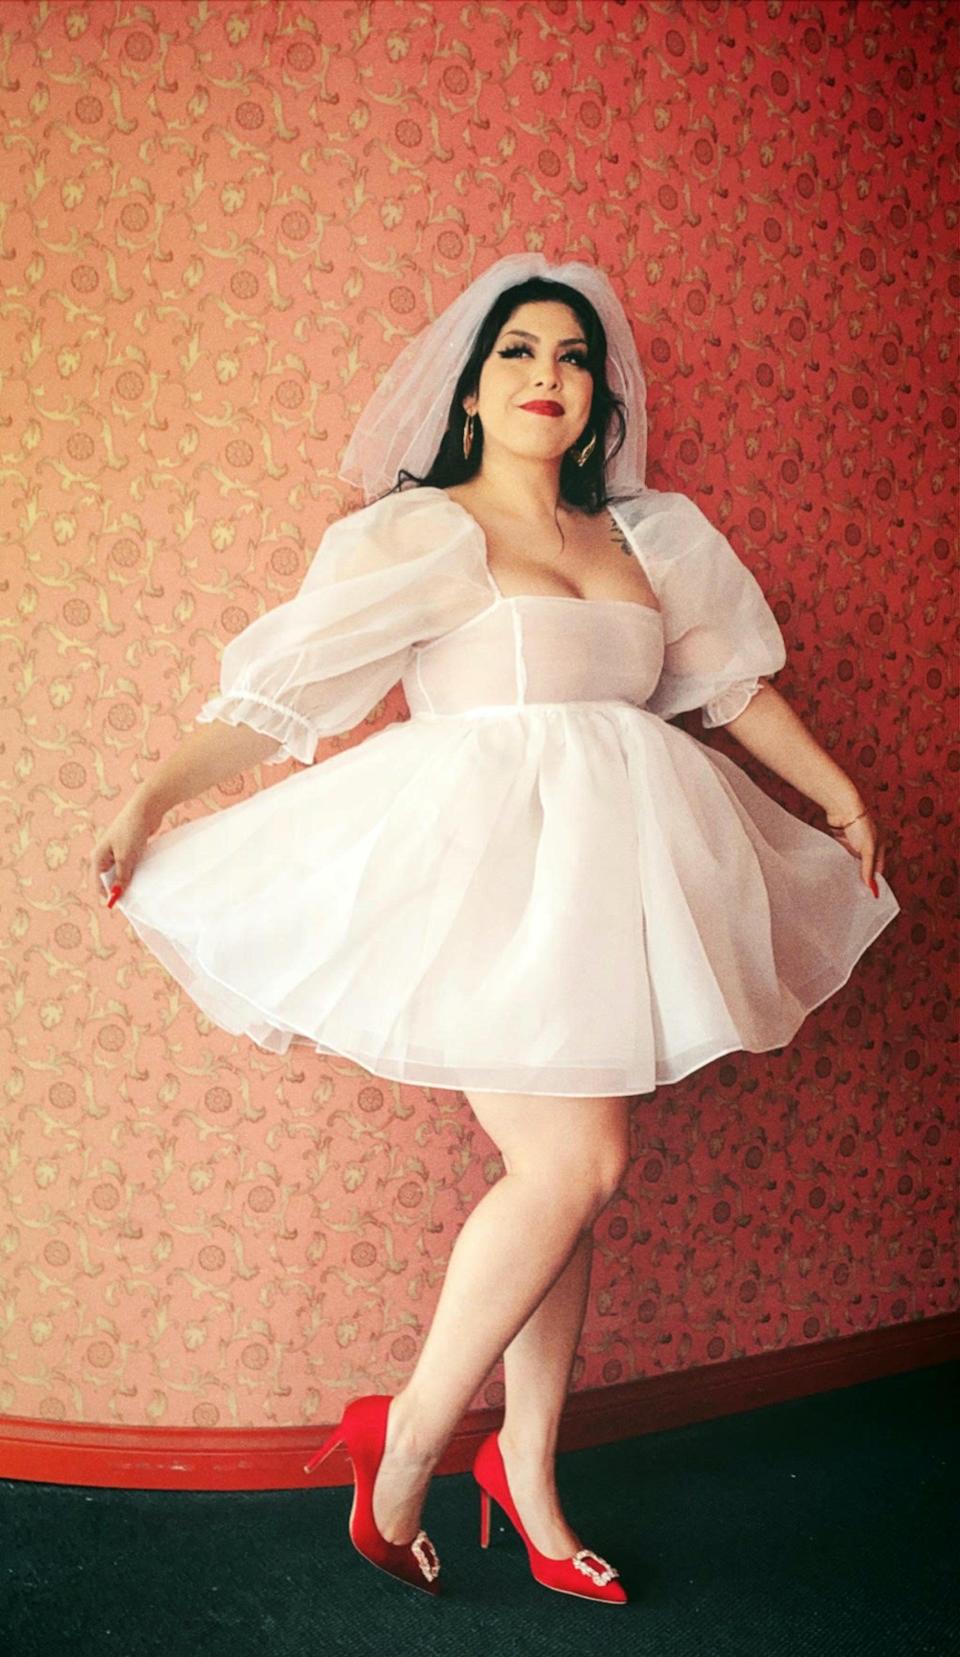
[572,1547,618,1585]
[411,1529,441,1581]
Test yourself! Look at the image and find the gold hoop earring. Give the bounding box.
[463,411,476,460]
[573,429,596,468]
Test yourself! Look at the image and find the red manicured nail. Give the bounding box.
[106,883,123,908]
[870,878,879,898]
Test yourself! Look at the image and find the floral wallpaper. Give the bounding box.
[1,0,956,1433]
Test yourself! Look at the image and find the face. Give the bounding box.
[464,300,594,465]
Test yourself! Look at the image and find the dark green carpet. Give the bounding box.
[3,1361,957,1656]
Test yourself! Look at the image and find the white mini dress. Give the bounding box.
[103,484,901,1097]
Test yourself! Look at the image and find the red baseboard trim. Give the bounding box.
[1,1312,957,1491]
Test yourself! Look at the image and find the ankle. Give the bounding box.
[497,1423,560,1478]
[386,1388,446,1469]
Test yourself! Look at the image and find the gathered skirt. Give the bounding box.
[103,702,901,1097]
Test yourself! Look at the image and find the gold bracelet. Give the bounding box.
[826,806,869,834]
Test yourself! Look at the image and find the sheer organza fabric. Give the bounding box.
[103,487,900,1096]
[192,485,788,761]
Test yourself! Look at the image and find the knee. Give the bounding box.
[472,1092,632,1227]
[542,1130,631,1226]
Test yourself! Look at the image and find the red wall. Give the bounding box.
[1,0,955,1430]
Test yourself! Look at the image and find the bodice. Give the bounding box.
[403,594,665,718]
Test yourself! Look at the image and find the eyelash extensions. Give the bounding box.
[497,345,589,368]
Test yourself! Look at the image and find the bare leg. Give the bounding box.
[370,1090,630,1549]
[497,1227,595,1556]
[501,1227,593,1458]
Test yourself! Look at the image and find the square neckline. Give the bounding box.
[419,486,662,618]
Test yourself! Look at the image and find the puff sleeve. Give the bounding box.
[617,488,787,729]
[195,489,494,764]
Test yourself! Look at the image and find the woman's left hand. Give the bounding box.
[825,804,887,898]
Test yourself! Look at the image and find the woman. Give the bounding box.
[91,255,899,1603]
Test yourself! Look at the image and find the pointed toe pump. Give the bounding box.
[473,1430,628,1604]
[304,1394,441,1596]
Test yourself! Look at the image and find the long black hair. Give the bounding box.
[372,276,637,515]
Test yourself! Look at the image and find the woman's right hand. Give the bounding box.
[90,790,163,904]
[90,721,283,904]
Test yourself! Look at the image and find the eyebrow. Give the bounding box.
[501,328,588,347]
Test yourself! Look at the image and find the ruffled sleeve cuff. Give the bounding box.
[195,692,317,767]
[701,676,766,730]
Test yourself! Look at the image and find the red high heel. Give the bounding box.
[303,1394,441,1596]
[473,1430,627,1604]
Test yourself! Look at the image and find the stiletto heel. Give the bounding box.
[303,1426,344,1475]
[472,1431,627,1604]
[303,1394,441,1596]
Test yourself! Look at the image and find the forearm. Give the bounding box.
[132,720,283,824]
[717,683,865,818]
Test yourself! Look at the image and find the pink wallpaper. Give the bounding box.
[1,0,956,1432]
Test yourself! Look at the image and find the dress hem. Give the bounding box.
[111,883,900,1099]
